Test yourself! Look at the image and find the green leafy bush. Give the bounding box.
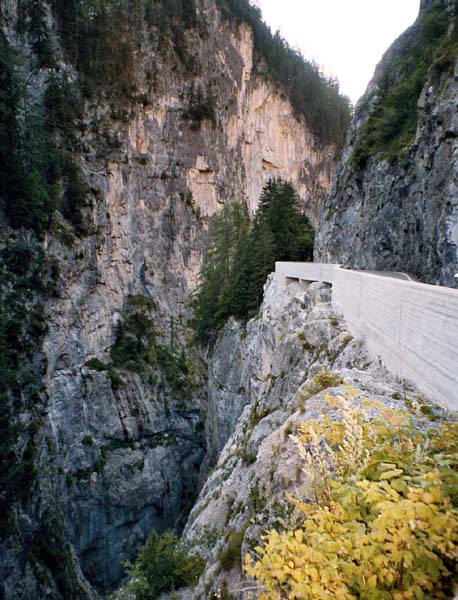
[111,309,157,373]
[184,82,217,127]
[85,358,109,372]
[120,531,205,599]
[302,371,343,399]
[218,527,247,571]
[85,358,124,390]
[110,296,196,395]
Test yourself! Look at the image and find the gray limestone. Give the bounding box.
[181,276,432,599]
[0,1,336,597]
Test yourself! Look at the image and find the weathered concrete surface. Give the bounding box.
[275,261,337,285]
[275,262,458,410]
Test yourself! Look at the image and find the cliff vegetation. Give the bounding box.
[0,0,351,240]
[192,180,314,345]
[216,0,352,145]
[117,531,205,599]
[1,0,347,592]
[352,2,456,167]
[316,0,458,288]
[246,393,458,599]
[6,0,446,598]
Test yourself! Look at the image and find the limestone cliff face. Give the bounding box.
[316,0,458,287]
[0,1,339,598]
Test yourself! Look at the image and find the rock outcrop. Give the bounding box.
[316,0,458,287]
[181,275,441,599]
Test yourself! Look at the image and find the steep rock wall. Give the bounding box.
[316,0,458,287]
[0,1,339,597]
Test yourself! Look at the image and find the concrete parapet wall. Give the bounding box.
[275,261,337,285]
[275,262,458,410]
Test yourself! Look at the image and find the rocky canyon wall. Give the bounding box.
[0,1,341,597]
[316,0,458,288]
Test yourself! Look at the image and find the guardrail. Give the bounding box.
[275,262,458,410]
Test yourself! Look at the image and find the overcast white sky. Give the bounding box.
[255,0,420,104]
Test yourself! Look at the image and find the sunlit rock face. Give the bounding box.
[316,0,458,288]
[43,12,336,593]
[0,1,338,597]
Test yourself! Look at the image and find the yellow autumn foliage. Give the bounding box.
[245,391,458,599]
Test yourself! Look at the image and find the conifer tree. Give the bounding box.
[253,178,313,262]
[192,181,315,345]
[227,235,254,320]
[248,215,276,311]
[192,203,250,344]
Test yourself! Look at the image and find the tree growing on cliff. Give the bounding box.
[192,180,315,344]
[253,179,314,263]
[216,0,352,146]
[192,203,250,345]
[119,530,205,599]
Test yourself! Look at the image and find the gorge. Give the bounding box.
[0,0,457,599]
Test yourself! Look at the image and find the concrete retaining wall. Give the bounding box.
[275,262,458,410]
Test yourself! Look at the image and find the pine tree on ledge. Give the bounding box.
[192,179,315,345]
